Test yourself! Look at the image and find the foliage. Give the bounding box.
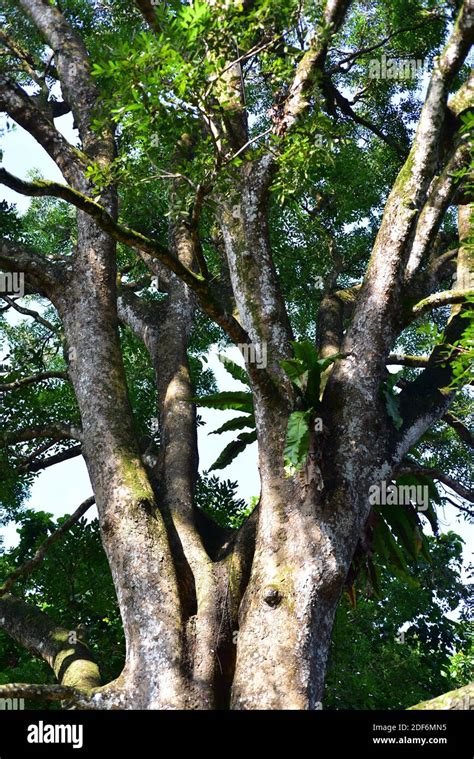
[325,533,473,710]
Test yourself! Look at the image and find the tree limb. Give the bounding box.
[411,288,473,317]
[397,462,473,504]
[0,169,249,345]
[134,0,162,34]
[0,370,68,392]
[0,683,89,704]
[275,0,352,134]
[17,0,114,166]
[0,75,86,187]
[325,79,406,158]
[20,444,83,473]
[1,424,83,446]
[0,496,95,597]
[0,295,59,333]
[442,411,474,448]
[0,593,101,691]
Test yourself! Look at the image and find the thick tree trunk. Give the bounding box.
[55,213,190,708]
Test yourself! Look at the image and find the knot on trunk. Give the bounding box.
[263,587,283,608]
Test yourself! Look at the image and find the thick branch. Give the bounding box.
[387,353,430,368]
[0,683,88,703]
[0,75,86,187]
[0,594,101,691]
[340,2,474,375]
[134,0,162,34]
[276,0,351,134]
[17,0,113,165]
[397,463,473,503]
[411,288,473,317]
[1,424,82,446]
[21,444,83,473]
[0,237,60,293]
[409,682,474,710]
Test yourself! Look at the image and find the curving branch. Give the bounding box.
[324,79,406,158]
[0,370,68,392]
[0,75,86,187]
[17,0,114,166]
[19,444,83,474]
[442,411,474,448]
[397,462,474,504]
[0,496,95,597]
[0,295,59,333]
[0,238,60,294]
[1,424,83,446]
[0,593,101,692]
[411,288,474,317]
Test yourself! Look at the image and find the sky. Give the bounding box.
[0,108,471,589]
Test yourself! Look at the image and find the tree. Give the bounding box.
[0,0,472,709]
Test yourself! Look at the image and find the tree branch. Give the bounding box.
[0,683,89,704]
[134,0,162,34]
[442,410,474,448]
[1,424,82,446]
[340,1,474,373]
[398,462,473,504]
[19,444,83,474]
[411,288,473,317]
[0,169,249,345]
[275,0,352,134]
[0,295,59,333]
[0,496,95,597]
[17,0,113,166]
[0,593,101,691]
[325,79,406,158]
[0,75,86,187]
[0,237,60,293]
[0,371,68,392]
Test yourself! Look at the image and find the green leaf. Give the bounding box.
[210,414,255,435]
[372,515,409,574]
[382,371,403,430]
[280,358,308,390]
[217,354,250,386]
[284,410,311,473]
[209,430,257,471]
[192,391,253,413]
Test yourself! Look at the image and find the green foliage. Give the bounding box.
[0,510,125,696]
[325,533,473,709]
[194,356,257,470]
[381,371,404,430]
[281,341,340,473]
[195,473,253,529]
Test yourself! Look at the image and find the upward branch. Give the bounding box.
[275,0,351,134]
